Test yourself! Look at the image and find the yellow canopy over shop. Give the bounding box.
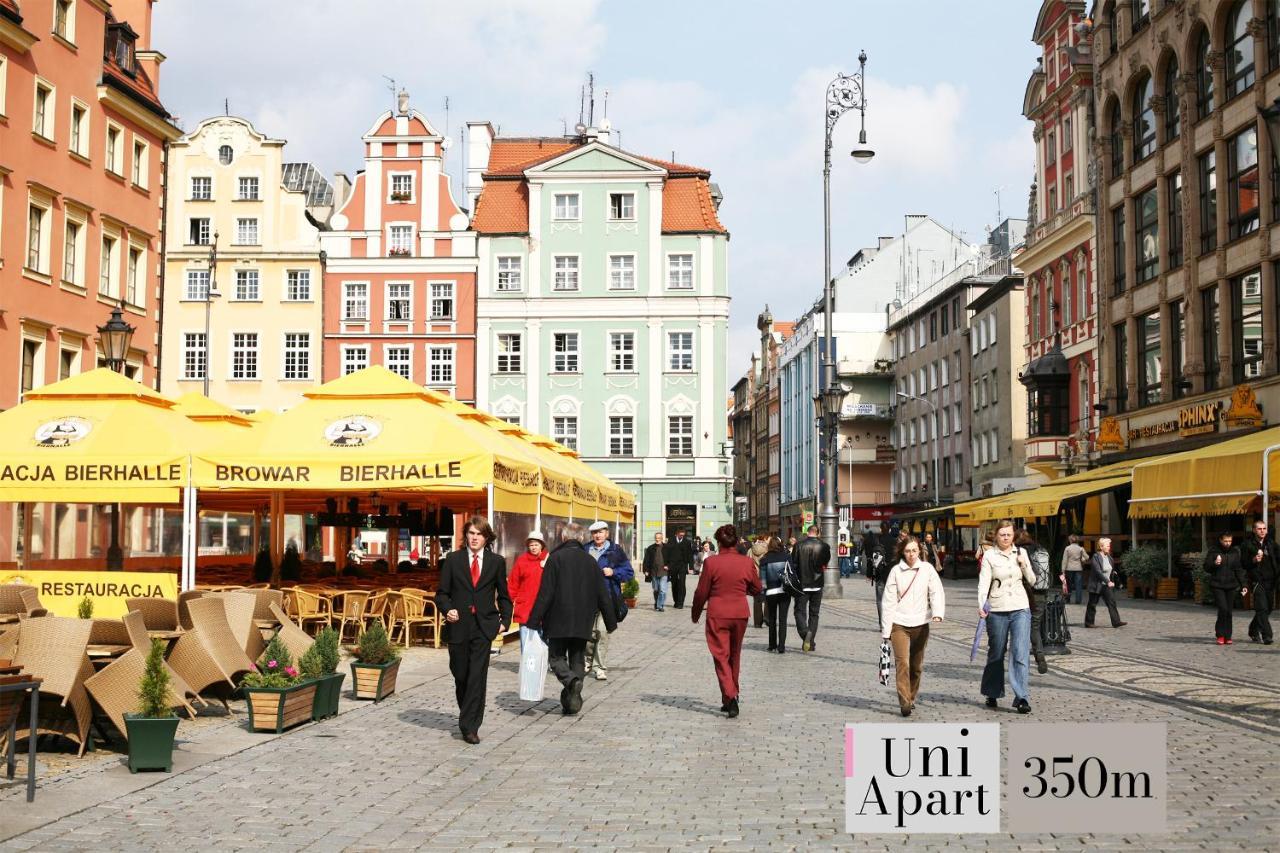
[1129,425,1280,518]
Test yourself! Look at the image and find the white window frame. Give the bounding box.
[131,138,149,189]
[126,242,144,306]
[284,269,311,301]
[228,331,260,381]
[233,268,260,301]
[385,281,412,321]
[553,332,580,373]
[105,121,124,175]
[608,191,636,221]
[608,415,635,457]
[387,222,414,256]
[384,344,413,380]
[667,414,694,457]
[0,55,7,118]
[61,208,87,287]
[667,330,694,372]
[190,175,212,201]
[427,345,455,386]
[32,77,54,141]
[52,0,76,44]
[281,331,311,381]
[552,415,579,451]
[667,252,694,290]
[552,254,580,292]
[608,253,636,291]
[182,331,207,381]
[496,255,523,292]
[69,98,89,158]
[99,229,120,297]
[429,281,455,320]
[188,217,211,246]
[341,345,369,375]
[553,192,580,221]
[608,331,635,372]
[388,172,415,203]
[495,333,522,373]
[24,197,51,277]
[185,268,210,301]
[234,217,259,245]
[236,175,260,201]
[343,281,369,321]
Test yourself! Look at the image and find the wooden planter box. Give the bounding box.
[244,681,318,733]
[1155,578,1180,600]
[351,659,399,701]
[311,671,345,721]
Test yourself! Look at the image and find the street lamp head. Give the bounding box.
[96,303,135,374]
[850,129,874,163]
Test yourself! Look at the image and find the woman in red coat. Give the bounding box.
[692,524,763,718]
[509,531,547,650]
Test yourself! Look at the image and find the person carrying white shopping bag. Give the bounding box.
[519,627,550,701]
[879,535,945,717]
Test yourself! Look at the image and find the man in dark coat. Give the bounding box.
[643,531,669,611]
[1243,518,1278,644]
[664,527,696,609]
[436,515,512,744]
[527,524,618,714]
[790,524,830,652]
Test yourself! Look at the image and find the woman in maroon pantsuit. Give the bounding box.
[692,525,763,718]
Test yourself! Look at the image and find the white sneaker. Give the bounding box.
[594,670,608,681]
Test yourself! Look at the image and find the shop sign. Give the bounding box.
[1224,384,1264,429]
[875,444,896,463]
[1128,420,1179,442]
[1096,417,1125,451]
[1177,401,1221,437]
[0,569,178,619]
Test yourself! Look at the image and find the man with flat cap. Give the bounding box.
[584,520,633,681]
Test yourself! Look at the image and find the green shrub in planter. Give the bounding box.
[242,635,316,732]
[621,578,640,600]
[301,627,344,720]
[77,597,93,620]
[125,638,179,773]
[1121,546,1170,589]
[351,621,400,701]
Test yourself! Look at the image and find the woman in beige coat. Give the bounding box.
[978,520,1037,714]
[881,537,945,716]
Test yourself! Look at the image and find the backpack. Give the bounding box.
[1025,546,1052,591]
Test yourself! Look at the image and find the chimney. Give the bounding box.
[596,118,612,145]
[878,236,894,250]
[466,121,495,211]
[332,172,353,212]
[136,50,165,90]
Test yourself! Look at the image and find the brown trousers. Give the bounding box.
[889,623,930,712]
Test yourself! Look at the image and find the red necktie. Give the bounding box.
[471,554,481,586]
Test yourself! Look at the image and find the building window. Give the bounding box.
[185,269,210,300]
[1232,269,1264,382]
[70,102,87,156]
[1198,149,1216,254]
[19,339,41,400]
[1170,299,1185,399]
[1106,3,1117,55]
[1111,205,1126,295]
[1195,28,1214,119]
[428,347,454,385]
[386,346,411,380]
[386,283,411,320]
[1226,1,1255,98]
[286,269,310,301]
[126,247,141,304]
[182,333,207,380]
[218,145,233,165]
[609,332,635,372]
[106,125,123,174]
[608,254,636,290]
[668,415,694,457]
[132,140,147,187]
[1109,100,1123,177]
[496,334,522,373]
[235,218,258,245]
[1138,311,1161,406]
[1113,322,1129,413]
[390,173,413,201]
[553,193,580,220]
[668,253,694,289]
[230,332,259,380]
[234,269,259,301]
[1046,129,1056,167]
[342,347,368,375]
[1202,286,1220,391]
[53,0,74,41]
[1164,57,1180,142]
[388,224,413,255]
[237,176,259,200]
[496,256,522,292]
[429,282,453,319]
[283,333,310,380]
[26,203,47,274]
[33,81,52,139]
[1167,172,1183,268]
[553,416,578,451]
[553,255,579,291]
[1031,286,1041,341]
[1132,0,1150,31]
[1077,264,1088,322]
[189,218,211,246]
[553,333,579,373]
[99,234,118,296]
[1062,115,1072,153]
[668,331,694,371]
[1135,185,1159,283]
[343,282,368,320]
[62,220,80,284]
[191,176,211,200]
[1227,127,1259,241]
[608,192,635,220]
[609,416,634,456]
[1132,74,1155,162]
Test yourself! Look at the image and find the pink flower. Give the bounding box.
[267,660,278,669]
[248,663,258,672]
[284,666,297,677]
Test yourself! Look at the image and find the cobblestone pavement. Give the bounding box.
[2,579,1277,852]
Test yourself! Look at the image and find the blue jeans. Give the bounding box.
[981,608,1031,701]
[1066,571,1084,604]
[652,576,670,609]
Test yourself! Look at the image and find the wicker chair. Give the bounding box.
[0,584,36,616]
[88,618,132,647]
[267,602,315,663]
[11,617,95,756]
[121,611,203,713]
[245,588,284,627]
[165,597,255,708]
[84,646,193,742]
[0,627,16,659]
[288,587,332,635]
[18,588,44,617]
[209,592,266,661]
[389,592,441,648]
[363,590,391,631]
[177,590,206,631]
[332,590,371,644]
[125,597,178,631]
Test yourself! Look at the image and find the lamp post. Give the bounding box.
[820,53,874,599]
[203,233,221,396]
[97,304,135,570]
[896,391,939,508]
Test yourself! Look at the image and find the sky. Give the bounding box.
[152,0,1041,391]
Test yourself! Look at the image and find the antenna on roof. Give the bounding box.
[224,98,229,116]
[602,88,609,119]
[587,72,595,126]
[561,117,568,136]
[993,186,1004,223]
[382,75,397,110]
[578,84,586,128]
[443,95,450,135]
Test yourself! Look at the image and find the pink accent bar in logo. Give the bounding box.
[844,725,854,778]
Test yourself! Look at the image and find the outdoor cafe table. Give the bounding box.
[86,644,129,660]
[1,674,40,802]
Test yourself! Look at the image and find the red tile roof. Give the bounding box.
[486,139,580,175]
[662,176,725,234]
[470,179,530,234]
[774,322,796,339]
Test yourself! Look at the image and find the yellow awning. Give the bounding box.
[952,495,1019,526]
[967,475,1131,522]
[1129,426,1280,518]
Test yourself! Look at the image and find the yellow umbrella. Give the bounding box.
[172,392,255,439]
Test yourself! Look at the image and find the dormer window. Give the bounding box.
[219,145,234,166]
[105,22,137,77]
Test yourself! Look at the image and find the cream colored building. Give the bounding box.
[161,116,332,411]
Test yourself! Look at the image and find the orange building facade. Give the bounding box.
[320,94,477,401]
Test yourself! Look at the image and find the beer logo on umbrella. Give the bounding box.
[34,417,93,448]
[324,416,381,447]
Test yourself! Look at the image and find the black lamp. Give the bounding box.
[1261,97,1280,174]
[97,304,135,374]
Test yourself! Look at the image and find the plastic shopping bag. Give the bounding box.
[519,627,549,701]
[877,639,893,687]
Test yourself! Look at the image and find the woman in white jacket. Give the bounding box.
[978,519,1038,714]
[881,536,945,717]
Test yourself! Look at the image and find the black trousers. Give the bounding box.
[670,571,688,608]
[1212,587,1236,640]
[765,593,790,649]
[793,589,823,643]
[547,637,588,687]
[448,633,492,735]
[1249,581,1275,641]
[1028,590,1046,657]
[1084,586,1121,627]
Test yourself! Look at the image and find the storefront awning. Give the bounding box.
[1129,425,1280,518]
[966,475,1131,522]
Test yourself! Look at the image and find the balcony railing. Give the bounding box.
[1024,192,1095,249]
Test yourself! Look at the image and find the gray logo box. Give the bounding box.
[1006,724,1166,834]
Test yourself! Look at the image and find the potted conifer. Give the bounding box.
[350,621,400,701]
[241,635,316,733]
[124,639,180,773]
[621,578,640,609]
[301,627,344,721]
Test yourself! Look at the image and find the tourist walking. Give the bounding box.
[695,540,714,574]
[526,523,618,715]
[1059,534,1088,605]
[789,524,830,652]
[1016,530,1051,675]
[921,532,941,568]
[665,528,696,608]
[508,530,548,651]
[881,536,945,716]
[749,537,768,628]
[758,536,791,652]
[585,521,632,681]
[1084,537,1127,629]
[866,520,895,629]
[691,525,762,718]
[978,519,1037,714]
[1204,531,1246,645]
[436,516,512,744]
[1243,519,1278,645]
[643,532,669,611]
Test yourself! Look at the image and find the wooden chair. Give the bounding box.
[121,611,202,713]
[389,592,441,648]
[11,617,95,756]
[287,587,331,635]
[177,590,206,630]
[0,627,16,659]
[125,597,178,631]
[165,597,255,709]
[333,590,371,644]
[267,602,315,663]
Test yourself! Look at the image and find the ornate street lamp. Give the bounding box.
[203,233,221,396]
[96,303,135,571]
[820,52,873,598]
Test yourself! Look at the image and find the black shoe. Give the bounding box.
[777,646,786,654]
[1266,639,1275,645]
[767,645,776,652]
[1084,624,1098,628]
[985,697,998,709]
[463,731,480,744]
[1014,698,1032,715]
[1113,622,1127,628]
[726,698,739,718]
[1035,653,1048,674]
[720,701,730,712]
[565,677,583,714]
[1249,633,1260,643]
[900,707,911,717]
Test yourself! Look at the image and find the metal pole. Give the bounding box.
[820,131,841,598]
[203,234,218,397]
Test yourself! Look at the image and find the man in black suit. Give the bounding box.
[664,527,696,609]
[526,523,618,714]
[436,515,512,743]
